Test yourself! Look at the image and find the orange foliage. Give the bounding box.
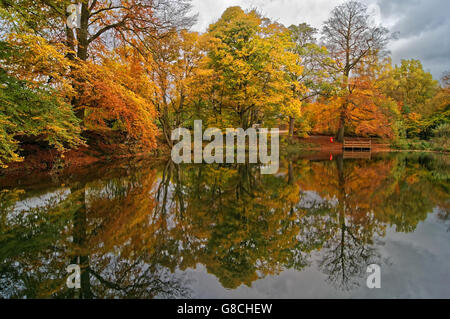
[80,48,158,149]
[305,71,399,138]
[346,76,397,138]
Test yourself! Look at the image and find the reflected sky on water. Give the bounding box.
[0,152,449,298]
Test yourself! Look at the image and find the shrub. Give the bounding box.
[432,123,450,138]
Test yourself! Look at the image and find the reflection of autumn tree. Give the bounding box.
[1,154,448,296]
[0,188,75,298]
[373,154,450,232]
[0,166,190,298]
[297,157,385,290]
[68,167,191,298]
[295,154,449,290]
[433,156,450,231]
[168,162,308,289]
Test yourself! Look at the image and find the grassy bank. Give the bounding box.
[391,138,450,153]
[280,137,320,156]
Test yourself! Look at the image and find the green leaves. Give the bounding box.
[380,59,443,138]
[0,42,83,166]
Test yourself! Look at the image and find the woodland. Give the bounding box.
[0,0,449,169]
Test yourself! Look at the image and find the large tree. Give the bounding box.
[1,0,195,59]
[0,38,83,166]
[145,30,205,147]
[199,6,303,129]
[322,0,389,141]
[288,23,335,137]
[379,59,440,137]
[0,0,196,119]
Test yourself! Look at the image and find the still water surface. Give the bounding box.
[0,152,449,298]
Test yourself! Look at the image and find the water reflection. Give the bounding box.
[0,153,449,298]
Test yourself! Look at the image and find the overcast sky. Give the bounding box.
[189,0,450,80]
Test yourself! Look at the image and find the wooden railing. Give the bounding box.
[343,139,371,150]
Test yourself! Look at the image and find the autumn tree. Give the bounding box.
[0,1,197,160]
[288,23,335,136]
[198,6,304,129]
[0,37,83,166]
[426,72,450,139]
[80,46,159,151]
[322,0,389,141]
[0,0,196,120]
[0,0,196,60]
[345,58,400,137]
[145,30,205,146]
[303,56,400,138]
[379,59,440,137]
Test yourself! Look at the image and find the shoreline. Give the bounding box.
[1,135,448,180]
[286,135,450,155]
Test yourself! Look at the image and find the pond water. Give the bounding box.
[0,152,449,298]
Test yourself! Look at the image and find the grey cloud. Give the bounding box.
[190,0,450,80]
[377,0,449,38]
[374,0,450,79]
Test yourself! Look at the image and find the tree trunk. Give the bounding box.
[76,2,90,61]
[289,116,295,137]
[70,2,90,122]
[337,70,350,142]
[336,113,345,142]
[160,113,173,148]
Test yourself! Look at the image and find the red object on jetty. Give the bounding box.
[330,137,334,143]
